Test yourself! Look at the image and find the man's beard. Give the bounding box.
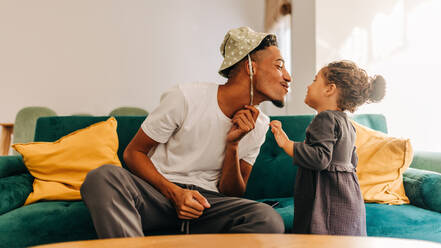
[271,99,285,108]
[256,84,286,108]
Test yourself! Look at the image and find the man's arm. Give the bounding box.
[218,106,258,196]
[218,149,252,196]
[124,129,210,219]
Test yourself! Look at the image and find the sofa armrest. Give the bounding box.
[410,150,441,174]
[403,168,441,213]
[0,173,33,215]
[0,155,27,178]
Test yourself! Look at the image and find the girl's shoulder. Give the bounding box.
[308,111,337,133]
[315,110,349,124]
[309,111,349,136]
[312,110,338,124]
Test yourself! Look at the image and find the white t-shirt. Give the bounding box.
[141,82,269,192]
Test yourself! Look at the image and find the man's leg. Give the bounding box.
[188,186,285,234]
[80,165,179,238]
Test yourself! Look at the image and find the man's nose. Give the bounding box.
[284,69,292,83]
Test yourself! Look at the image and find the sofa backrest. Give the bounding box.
[244,114,387,200]
[34,116,146,168]
[34,114,387,199]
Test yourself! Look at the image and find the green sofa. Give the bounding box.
[0,114,440,247]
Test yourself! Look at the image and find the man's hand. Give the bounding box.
[170,187,211,220]
[270,120,294,157]
[227,105,259,145]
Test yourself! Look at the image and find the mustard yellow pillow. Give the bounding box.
[351,120,413,205]
[12,117,121,205]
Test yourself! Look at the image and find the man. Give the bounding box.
[81,26,292,237]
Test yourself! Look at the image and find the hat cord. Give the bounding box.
[248,54,254,105]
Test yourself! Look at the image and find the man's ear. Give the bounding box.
[245,59,256,76]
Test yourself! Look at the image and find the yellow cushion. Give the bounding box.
[351,120,413,205]
[13,117,121,205]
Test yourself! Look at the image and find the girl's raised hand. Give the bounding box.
[270,120,294,157]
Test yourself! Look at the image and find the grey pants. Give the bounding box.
[80,165,285,238]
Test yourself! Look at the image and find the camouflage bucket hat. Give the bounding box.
[218,26,274,78]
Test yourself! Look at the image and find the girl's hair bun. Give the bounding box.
[369,75,386,103]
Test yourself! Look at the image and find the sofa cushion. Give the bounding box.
[0,201,96,247]
[0,201,181,247]
[352,121,412,205]
[365,203,441,242]
[404,168,441,213]
[33,116,145,168]
[257,198,441,243]
[12,117,122,205]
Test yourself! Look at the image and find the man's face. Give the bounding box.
[253,46,292,108]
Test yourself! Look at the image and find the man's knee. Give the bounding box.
[81,164,124,198]
[251,203,285,233]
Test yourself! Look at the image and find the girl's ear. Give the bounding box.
[325,83,338,96]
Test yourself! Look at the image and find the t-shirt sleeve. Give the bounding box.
[293,111,337,171]
[241,138,265,166]
[241,114,269,166]
[141,86,187,143]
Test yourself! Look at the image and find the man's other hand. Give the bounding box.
[172,187,211,220]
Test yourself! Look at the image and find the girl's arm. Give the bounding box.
[271,112,338,171]
[270,120,294,157]
[292,112,337,171]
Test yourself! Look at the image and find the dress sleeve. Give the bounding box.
[351,146,359,169]
[141,85,188,143]
[293,111,338,171]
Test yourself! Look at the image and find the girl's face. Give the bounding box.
[304,68,329,110]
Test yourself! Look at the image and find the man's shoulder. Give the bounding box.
[176,82,218,106]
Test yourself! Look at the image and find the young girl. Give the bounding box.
[270,60,386,236]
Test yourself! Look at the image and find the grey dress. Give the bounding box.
[292,110,366,235]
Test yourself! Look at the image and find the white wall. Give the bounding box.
[288,0,316,115]
[316,0,441,151]
[261,0,317,116]
[0,0,264,122]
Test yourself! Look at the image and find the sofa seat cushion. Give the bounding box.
[365,203,441,242]
[0,201,96,247]
[255,198,441,243]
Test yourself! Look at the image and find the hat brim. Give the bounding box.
[218,33,275,78]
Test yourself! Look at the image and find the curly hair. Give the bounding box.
[323,60,386,112]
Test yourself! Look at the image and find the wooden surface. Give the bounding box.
[0,123,13,155]
[32,234,441,248]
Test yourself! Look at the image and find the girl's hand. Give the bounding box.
[270,120,294,157]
